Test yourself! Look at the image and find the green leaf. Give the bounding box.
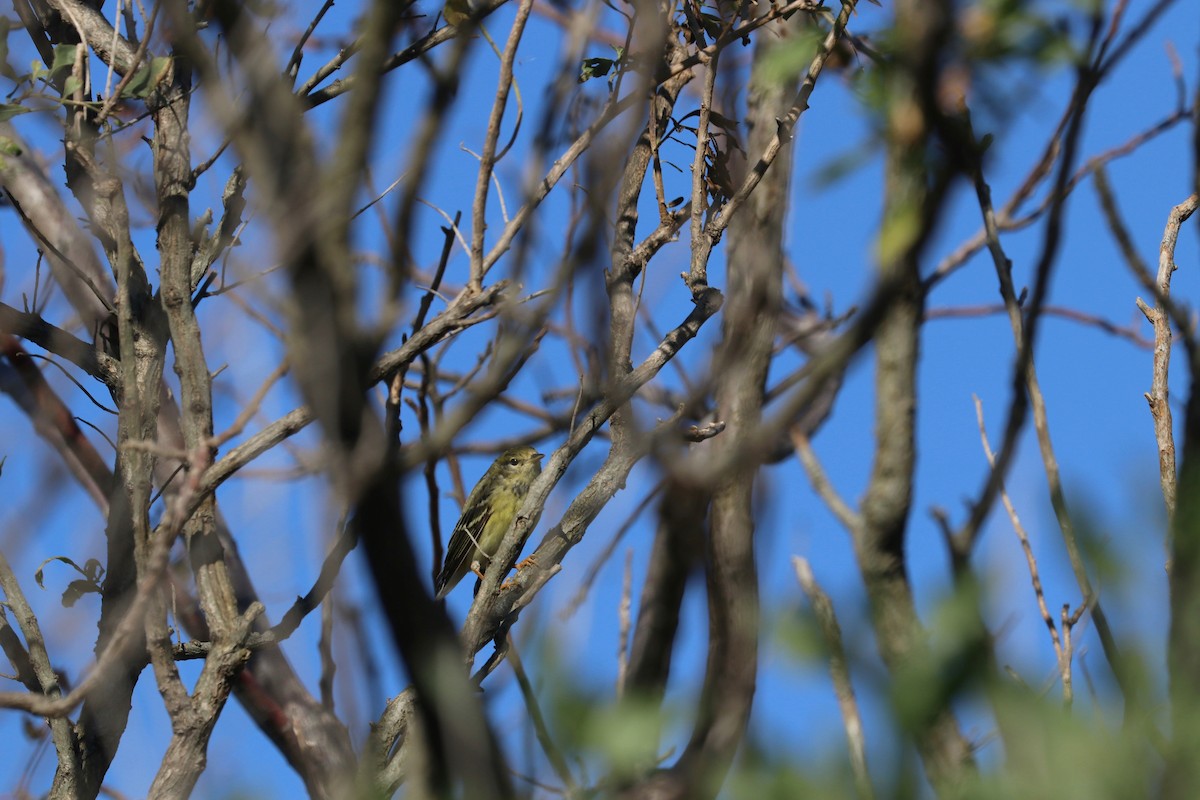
[34,556,103,607]
[759,29,823,84]
[121,56,171,99]
[63,75,82,97]
[50,43,77,77]
[578,56,613,83]
[62,579,102,608]
[809,138,878,187]
[697,12,723,41]
[34,555,88,590]
[83,558,105,581]
[0,106,27,125]
[0,17,18,81]
[583,699,665,774]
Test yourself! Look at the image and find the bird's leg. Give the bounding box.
[499,554,539,591]
[470,560,487,597]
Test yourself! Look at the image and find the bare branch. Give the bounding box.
[971,395,1067,694]
[793,557,873,800]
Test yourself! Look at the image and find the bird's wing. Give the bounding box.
[435,502,494,596]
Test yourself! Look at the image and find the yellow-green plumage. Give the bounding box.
[435,445,543,598]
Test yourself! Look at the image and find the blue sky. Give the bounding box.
[2,0,1198,796]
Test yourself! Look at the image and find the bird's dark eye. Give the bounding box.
[509,458,520,466]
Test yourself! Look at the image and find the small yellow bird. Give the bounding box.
[435,445,544,598]
[442,0,472,27]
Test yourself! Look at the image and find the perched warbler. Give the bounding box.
[435,445,544,599]
[441,0,472,27]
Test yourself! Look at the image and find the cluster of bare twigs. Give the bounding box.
[0,0,1196,797]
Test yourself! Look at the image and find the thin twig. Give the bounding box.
[506,633,578,794]
[0,549,81,781]
[972,395,1066,693]
[209,359,289,448]
[792,557,872,800]
[616,549,633,699]
[925,303,1152,349]
[791,428,860,530]
[0,448,211,716]
[95,0,161,125]
[560,483,662,621]
[286,0,336,83]
[1095,176,1198,525]
[468,0,535,291]
[319,596,336,712]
